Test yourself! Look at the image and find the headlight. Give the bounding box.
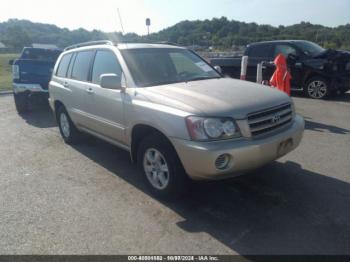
[186,116,240,141]
[204,118,223,138]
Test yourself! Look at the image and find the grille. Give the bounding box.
[248,103,293,137]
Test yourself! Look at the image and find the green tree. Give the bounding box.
[2,25,32,48]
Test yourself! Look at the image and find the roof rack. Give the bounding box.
[64,40,114,51]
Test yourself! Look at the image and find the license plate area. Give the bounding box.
[277,138,294,157]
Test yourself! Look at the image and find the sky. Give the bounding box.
[1,0,349,35]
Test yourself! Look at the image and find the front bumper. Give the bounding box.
[13,83,48,94]
[171,115,305,180]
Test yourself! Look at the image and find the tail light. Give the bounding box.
[12,65,20,80]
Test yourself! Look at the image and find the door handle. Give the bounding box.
[86,87,94,94]
[63,82,69,88]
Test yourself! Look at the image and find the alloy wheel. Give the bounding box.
[307,80,328,99]
[143,148,170,190]
[59,112,70,138]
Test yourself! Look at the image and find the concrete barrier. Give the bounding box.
[240,56,248,80]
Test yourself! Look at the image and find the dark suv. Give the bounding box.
[211,40,350,99]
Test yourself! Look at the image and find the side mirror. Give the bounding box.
[214,65,222,74]
[288,53,299,61]
[100,74,122,90]
[8,60,14,65]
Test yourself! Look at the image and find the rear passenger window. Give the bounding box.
[248,44,272,58]
[56,54,72,78]
[71,51,95,82]
[91,50,122,85]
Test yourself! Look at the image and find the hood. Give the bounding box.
[136,78,291,119]
[314,49,350,62]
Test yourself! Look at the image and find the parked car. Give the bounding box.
[49,41,304,199]
[211,40,350,99]
[9,47,62,113]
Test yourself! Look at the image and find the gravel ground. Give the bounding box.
[0,93,349,255]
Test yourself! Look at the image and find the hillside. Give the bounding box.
[0,17,350,50]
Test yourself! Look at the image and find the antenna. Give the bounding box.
[117,8,125,34]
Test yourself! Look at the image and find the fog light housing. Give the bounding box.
[215,154,231,170]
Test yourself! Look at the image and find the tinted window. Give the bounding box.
[67,53,77,78]
[294,41,325,57]
[248,44,272,57]
[56,53,72,78]
[71,51,95,81]
[92,51,122,85]
[21,48,61,61]
[274,45,297,58]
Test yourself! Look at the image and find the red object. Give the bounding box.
[270,54,292,96]
[240,75,246,80]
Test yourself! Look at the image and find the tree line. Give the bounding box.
[0,17,349,51]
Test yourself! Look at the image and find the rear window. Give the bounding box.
[21,48,61,61]
[71,51,95,82]
[247,44,273,58]
[56,53,73,78]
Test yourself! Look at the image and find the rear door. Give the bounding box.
[66,50,95,125]
[83,49,126,143]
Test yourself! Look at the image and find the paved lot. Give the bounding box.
[0,93,349,255]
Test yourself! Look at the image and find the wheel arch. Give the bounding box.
[53,100,65,120]
[303,72,331,88]
[130,124,177,164]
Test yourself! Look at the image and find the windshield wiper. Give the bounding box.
[185,76,221,83]
[142,79,182,87]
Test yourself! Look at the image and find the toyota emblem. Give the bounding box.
[272,114,281,124]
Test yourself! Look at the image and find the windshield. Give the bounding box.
[21,48,62,61]
[121,48,220,87]
[294,41,325,57]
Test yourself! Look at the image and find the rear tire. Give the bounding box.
[14,93,29,114]
[56,106,81,144]
[137,134,190,201]
[304,77,331,99]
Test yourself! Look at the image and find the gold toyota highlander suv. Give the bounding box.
[49,41,304,199]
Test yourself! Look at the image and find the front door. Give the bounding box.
[273,44,303,89]
[83,50,126,143]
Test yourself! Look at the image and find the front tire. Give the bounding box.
[14,93,29,114]
[304,77,330,99]
[56,106,81,144]
[137,134,190,200]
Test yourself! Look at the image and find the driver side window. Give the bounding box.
[274,45,297,58]
[92,50,122,85]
